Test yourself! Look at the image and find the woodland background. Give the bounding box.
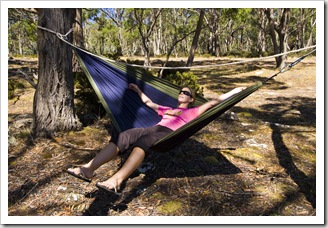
[9,8,316,63]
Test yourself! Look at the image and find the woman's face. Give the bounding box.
[178,87,194,104]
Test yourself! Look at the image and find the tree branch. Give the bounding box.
[17,69,37,89]
[23,8,38,14]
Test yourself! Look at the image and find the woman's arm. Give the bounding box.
[128,83,159,112]
[197,87,246,116]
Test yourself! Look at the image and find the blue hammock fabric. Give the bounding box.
[75,49,180,132]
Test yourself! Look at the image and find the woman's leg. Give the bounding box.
[97,146,145,191]
[67,127,149,181]
[97,126,173,191]
[67,142,119,179]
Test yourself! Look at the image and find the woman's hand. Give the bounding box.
[220,87,247,100]
[128,83,140,93]
[230,86,247,95]
[197,86,247,116]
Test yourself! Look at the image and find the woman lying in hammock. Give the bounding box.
[67,83,245,194]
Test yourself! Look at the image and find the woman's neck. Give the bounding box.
[178,103,189,109]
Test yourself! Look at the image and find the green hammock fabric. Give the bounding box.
[151,82,262,152]
[74,48,263,152]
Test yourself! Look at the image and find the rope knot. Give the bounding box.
[56,32,65,40]
[56,28,73,40]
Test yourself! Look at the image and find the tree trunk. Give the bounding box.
[72,8,83,72]
[158,28,197,78]
[18,33,23,55]
[186,9,205,67]
[266,10,280,65]
[265,8,290,68]
[33,8,82,138]
[279,9,290,68]
[257,9,267,56]
[140,40,151,66]
[214,31,221,57]
[153,14,162,56]
[306,14,316,47]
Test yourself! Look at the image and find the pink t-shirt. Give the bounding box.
[156,106,199,131]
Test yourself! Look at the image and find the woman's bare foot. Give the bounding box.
[96,178,122,195]
[67,167,94,182]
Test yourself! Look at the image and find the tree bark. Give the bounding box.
[72,8,83,72]
[186,9,205,67]
[33,8,82,138]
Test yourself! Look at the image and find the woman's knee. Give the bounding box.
[132,146,146,154]
[130,147,147,161]
[110,131,130,152]
[108,142,120,153]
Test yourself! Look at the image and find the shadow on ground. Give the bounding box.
[83,137,242,216]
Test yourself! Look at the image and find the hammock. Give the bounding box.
[74,48,315,152]
[74,48,261,152]
[35,26,315,152]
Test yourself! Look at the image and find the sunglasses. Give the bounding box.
[179,90,192,98]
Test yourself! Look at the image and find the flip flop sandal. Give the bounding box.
[67,168,93,183]
[96,182,122,196]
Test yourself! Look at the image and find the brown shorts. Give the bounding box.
[110,125,173,154]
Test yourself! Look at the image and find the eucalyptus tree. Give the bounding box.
[220,8,253,54]
[33,8,82,137]
[206,8,224,57]
[186,8,205,67]
[83,8,113,55]
[81,8,99,51]
[130,8,164,66]
[254,8,268,56]
[289,8,316,50]
[72,8,83,72]
[158,8,203,77]
[166,8,201,56]
[100,8,126,56]
[204,8,249,57]
[264,8,291,68]
[303,9,316,47]
[8,8,38,56]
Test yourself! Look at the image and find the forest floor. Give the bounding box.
[7,55,318,221]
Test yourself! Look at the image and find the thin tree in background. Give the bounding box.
[133,8,164,67]
[72,8,83,72]
[186,9,205,67]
